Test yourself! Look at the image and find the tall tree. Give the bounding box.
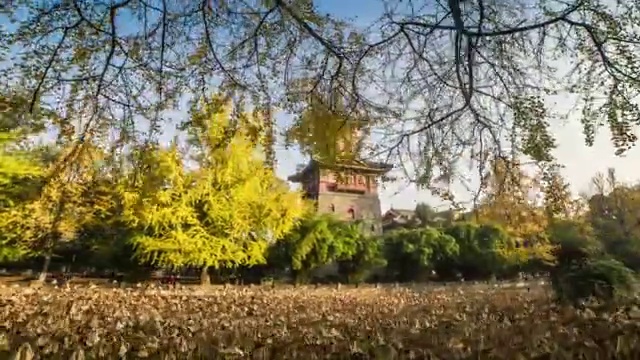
[414,203,436,226]
[541,164,575,220]
[0,142,105,280]
[587,169,640,270]
[0,132,44,261]
[0,92,58,263]
[476,157,555,265]
[285,94,367,163]
[2,0,638,194]
[73,166,137,272]
[121,97,308,284]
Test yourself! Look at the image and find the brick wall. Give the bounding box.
[317,191,383,235]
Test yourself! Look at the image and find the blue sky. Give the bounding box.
[272,1,640,212]
[3,1,640,213]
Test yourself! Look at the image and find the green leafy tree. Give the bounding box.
[548,219,603,268]
[414,203,436,226]
[337,225,386,284]
[541,164,575,220]
[545,186,637,306]
[383,227,459,282]
[443,222,519,280]
[121,98,307,285]
[270,214,360,284]
[587,169,640,271]
[72,173,139,273]
[552,258,635,306]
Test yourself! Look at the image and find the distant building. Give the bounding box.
[381,207,465,231]
[288,159,392,235]
[381,208,422,230]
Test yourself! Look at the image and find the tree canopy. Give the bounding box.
[121,97,308,277]
[0,130,43,261]
[1,0,638,195]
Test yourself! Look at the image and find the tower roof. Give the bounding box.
[288,158,392,182]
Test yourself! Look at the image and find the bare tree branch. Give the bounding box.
[1,0,639,200]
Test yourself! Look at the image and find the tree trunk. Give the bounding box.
[293,270,309,285]
[37,253,52,282]
[38,195,65,283]
[200,266,210,286]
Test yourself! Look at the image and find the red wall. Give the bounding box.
[317,169,378,194]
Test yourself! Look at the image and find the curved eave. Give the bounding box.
[322,163,393,174]
[288,162,315,183]
[288,158,392,182]
[288,173,304,182]
[312,157,391,171]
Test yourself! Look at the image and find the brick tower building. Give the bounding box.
[287,125,392,235]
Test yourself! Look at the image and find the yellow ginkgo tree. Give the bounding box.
[284,94,367,163]
[122,96,308,285]
[0,142,105,280]
[0,131,44,261]
[476,157,556,267]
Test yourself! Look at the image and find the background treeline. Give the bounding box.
[1,95,639,304]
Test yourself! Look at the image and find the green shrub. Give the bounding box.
[383,227,458,282]
[551,258,635,306]
[548,219,603,267]
[337,235,386,284]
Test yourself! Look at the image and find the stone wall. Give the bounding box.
[317,192,383,235]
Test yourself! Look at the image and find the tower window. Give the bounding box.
[370,224,376,232]
[330,204,335,212]
[348,208,356,219]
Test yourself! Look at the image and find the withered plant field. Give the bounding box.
[1,283,640,359]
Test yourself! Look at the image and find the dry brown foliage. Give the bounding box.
[1,284,640,359]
